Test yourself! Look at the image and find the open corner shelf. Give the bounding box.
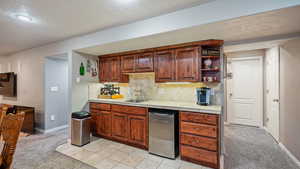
[200,47,221,83]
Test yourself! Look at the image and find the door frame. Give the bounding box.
[44,53,69,132]
[226,56,264,127]
[264,47,280,141]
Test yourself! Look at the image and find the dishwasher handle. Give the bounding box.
[150,112,173,117]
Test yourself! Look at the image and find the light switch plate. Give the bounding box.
[50,86,59,92]
[76,77,81,83]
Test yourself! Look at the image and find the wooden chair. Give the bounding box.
[0,107,8,127]
[0,112,25,169]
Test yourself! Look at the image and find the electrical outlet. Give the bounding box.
[50,115,55,121]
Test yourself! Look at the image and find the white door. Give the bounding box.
[265,48,280,141]
[227,57,263,127]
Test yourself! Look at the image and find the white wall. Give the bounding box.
[71,52,98,112]
[44,58,68,130]
[0,54,45,129]
[279,38,300,161]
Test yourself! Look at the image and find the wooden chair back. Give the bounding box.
[0,107,8,126]
[0,112,25,169]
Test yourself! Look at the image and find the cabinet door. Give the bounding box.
[99,58,110,82]
[90,110,98,135]
[97,111,112,137]
[121,55,135,73]
[110,57,121,82]
[155,50,176,82]
[112,112,128,141]
[128,115,148,148]
[135,52,154,72]
[175,47,199,81]
[99,58,105,82]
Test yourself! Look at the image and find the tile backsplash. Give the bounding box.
[89,73,222,104]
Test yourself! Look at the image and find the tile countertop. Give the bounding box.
[89,98,222,115]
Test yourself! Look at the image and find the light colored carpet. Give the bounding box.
[12,125,300,169]
[13,129,94,169]
[224,124,299,169]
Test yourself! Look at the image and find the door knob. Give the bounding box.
[273,99,279,102]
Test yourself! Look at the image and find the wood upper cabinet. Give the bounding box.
[97,111,112,137]
[121,55,135,73]
[175,47,199,82]
[121,53,154,73]
[128,115,148,148]
[99,56,129,83]
[155,50,176,82]
[110,57,121,82]
[135,52,154,72]
[99,40,222,83]
[99,57,110,82]
[112,112,128,141]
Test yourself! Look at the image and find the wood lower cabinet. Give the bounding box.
[181,122,217,138]
[90,102,148,149]
[111,105,147,116]
[181,145,218,167]
[180,111,220,169]
[128,115,148,148]
[180,111,218,125]
[97,111,112,138]
[181,134,217,151]
[90,110,97,135]
[90,103,221,169]
[155,50,176,82]
[112,112,128,142]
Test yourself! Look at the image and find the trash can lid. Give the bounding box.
[72,111,91,119]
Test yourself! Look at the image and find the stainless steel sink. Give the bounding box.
[125,99,145,103]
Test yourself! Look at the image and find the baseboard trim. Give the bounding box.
[220,154,224,169]
[35,125,68,134]
[224,121,230,125]
[279,142,300,168]
[35,127,45,133]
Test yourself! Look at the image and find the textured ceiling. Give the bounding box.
[0,0,212,56]
[78,6,300,55]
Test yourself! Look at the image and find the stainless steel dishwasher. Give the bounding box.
[149,108,179,159]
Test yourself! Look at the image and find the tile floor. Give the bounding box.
[56,138,212,169]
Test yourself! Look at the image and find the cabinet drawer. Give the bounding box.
[181,134,217,151]
[111,105,146,116]
[181,145,218,167]
[90,103,111,111]
[180,112,218,125]
[181,122,217,138]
